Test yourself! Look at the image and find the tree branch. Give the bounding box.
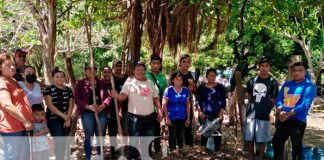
[58,0,81,19]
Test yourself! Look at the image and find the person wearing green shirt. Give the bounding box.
[145,55,167,153]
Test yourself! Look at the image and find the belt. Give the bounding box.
[128,112,153,118]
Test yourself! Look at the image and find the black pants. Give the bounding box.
[169,119,186,151]
[149,113,161,152]
[185,106,194,146]
[107,107,118,158]
[272,120,306,160]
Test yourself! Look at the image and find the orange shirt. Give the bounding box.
[0,77,32,133]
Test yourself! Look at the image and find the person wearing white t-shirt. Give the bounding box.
[111,61,163,137]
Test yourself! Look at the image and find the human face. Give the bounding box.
[133,65,145,80]
[0,59,16,77]
[113,63,122,75]
[33,110,45,122]
[292,65,306,83]
[102,68,112,81]
[172,76,183,87]
[150,60,161,73]
[23,67,36,77]
[53,72,65,86]
[85,67,97,79]
[179,57,191,71]
[206,71,217,83]
[259,62,270,76]
[14,53,26,68]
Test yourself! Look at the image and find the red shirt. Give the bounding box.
[0,77,32,133]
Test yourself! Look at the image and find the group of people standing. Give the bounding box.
[0,48,317,160]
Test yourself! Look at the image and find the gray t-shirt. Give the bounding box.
[246,76,279,120]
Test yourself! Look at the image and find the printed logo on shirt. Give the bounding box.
[283,87,301,108]
[253,83,267,103]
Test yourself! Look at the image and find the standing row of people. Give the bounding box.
[0,49,317,160]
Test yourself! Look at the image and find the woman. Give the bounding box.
[195,68,226,151]
[0,53,32,160]
[18,65,43,106]
[163,72,190,152]
[43,67,74,160]
[74,63,111,160]
[111,62,163,159]
[101,66,118,158]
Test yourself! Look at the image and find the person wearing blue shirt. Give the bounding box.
[163,72,190,152]
[272,62,317,160]
[195,68,226,151]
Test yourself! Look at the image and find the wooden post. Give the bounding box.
[234,71,245,138]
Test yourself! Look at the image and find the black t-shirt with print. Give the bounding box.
[246,76,279,120]
[43,85,73,119]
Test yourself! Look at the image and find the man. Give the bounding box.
[145,55,167,153]
[272,62,316,160]
[244,57,279,160]
[112,60,128,136]
[172,54,198,146]
[13,48,28,81]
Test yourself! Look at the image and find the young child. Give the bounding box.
[31,104,50,160]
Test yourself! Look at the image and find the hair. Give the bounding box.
[0,53,14,76]
[23,65,35,73]
[102,66,112,72]
[169,71,184,86]
[292,62,306,69]
[112,60,122,67]
[206,68,217,77]
[134,61,146,70]
[31,104,44,112]
[14,48,27,55]
[179,54,190,62]
[51,67,65,77]
[150,55,162,63]
[258,56,272,66]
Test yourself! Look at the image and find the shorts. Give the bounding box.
[243,118,271,142]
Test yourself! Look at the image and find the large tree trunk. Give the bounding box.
[25,0,56,85]
[126,0,143,74]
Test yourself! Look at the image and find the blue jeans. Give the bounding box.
[81,112,107,159]
[128,112,155,136]
[0,131,30,160]
[47,118,70,160]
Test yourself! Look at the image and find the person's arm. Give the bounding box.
[111,91,128,101]
[162,97,171,126]
[44,95,69,121]
[185,97,191,127]
[74,80,90,113]
[286,84,316,117]
[153,97,163,122]
[195,85,206,120]
[0,88,32,131]
[219,85,227,120]
[98,82,112,112]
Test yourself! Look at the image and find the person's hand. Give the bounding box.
[199,112,206,120]
[96,104,106,112]
[165,118,172,126]
[111,90,119,98]
[279,111,288,122]
[218,114,224,121]
[64,114,70,121]
[185,118,191,127]
[64,120,71,127]
[23,120,33,131]
[87,104,98,112]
